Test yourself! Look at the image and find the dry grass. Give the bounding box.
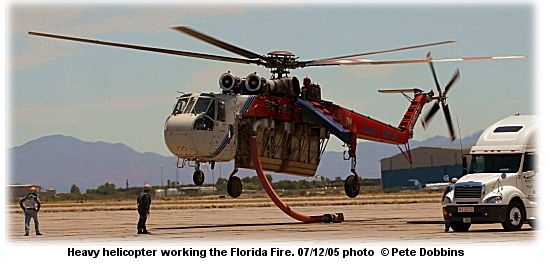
[6,190,442,213]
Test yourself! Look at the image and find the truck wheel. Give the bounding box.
[501,200,525,231]
[528,221,536,229]
[450,222,471,232]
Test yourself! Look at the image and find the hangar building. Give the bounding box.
[380,146,472,189]
[7,184,57,198]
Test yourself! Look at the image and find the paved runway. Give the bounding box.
[6,202,536,245]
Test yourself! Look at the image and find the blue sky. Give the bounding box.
[7,2,535,156]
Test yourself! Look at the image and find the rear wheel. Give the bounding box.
[502,200,525,231]
[344,175,360,198]
[227,176,242,198]
[450,222,471,232]
[193,170,205,186]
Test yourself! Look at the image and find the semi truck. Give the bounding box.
[442,114,537,232]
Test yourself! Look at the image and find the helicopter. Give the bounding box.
[28,26,527,200]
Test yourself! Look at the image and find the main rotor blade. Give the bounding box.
[28,31,258,65]
[422,101,440,129]
[171,26,266,60]
[303,55,528,67]
[312,40,455,62]
[427,52,442,95]
[442,103,456,141]
[444,69,460,96]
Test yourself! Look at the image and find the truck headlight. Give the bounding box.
[444,196,452,204]
[483,196,502,203]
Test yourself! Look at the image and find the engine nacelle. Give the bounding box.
[219,72,241,91]
[244,73,300,97]
[245,73,263,92]
[269,76,300,97]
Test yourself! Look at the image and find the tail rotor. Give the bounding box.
[421,52,460,141]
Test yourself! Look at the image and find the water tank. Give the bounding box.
[166,188,179,196]
[155,189,165,198]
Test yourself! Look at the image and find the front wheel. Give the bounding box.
[227,176,242,198]
[501,200,525,231]
[450,222,471,232]
[344,175,360,198]
[193,170,205,186]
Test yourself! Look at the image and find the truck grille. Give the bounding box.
[454,186,482,199]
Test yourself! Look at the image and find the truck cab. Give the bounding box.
[442,114,537,231]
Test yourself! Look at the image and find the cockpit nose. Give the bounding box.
[164,114,195,131]
[164,114,198,157]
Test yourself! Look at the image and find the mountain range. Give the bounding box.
[7,132,481,193]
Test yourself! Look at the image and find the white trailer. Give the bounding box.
[442,114,537,231]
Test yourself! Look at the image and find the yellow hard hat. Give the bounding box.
[29,187,37,192]
[144,184,151,191]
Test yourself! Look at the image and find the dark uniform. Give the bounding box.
[137,185,151,234]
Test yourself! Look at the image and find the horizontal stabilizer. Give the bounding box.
[378,88,423,94]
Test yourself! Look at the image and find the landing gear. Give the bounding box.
[227,176,242,198]
[193,170,204,186]
[193,161,205,186]
[343,139,360,198]
[344,175,360,198]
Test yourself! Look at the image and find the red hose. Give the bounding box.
[250,136,343,223]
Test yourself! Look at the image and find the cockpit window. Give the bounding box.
[183,97,197,114]
[174,97,216,131]
[191,97,215,131]
[182,97,214,115]
[217,100,225,122]
[172,98,188,115]
[194,98,213,114]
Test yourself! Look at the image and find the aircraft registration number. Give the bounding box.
[458,207,474,212]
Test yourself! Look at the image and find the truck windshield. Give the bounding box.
[469,154,522,174]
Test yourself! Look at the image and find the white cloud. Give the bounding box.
[10,4,247,34]
[9,4,248,70]
[343,65,396,79]
[9,4,89,33]
[10,93,174,126]
[497,99,527,106]
[11,39,76,70]
[100,5,248,33]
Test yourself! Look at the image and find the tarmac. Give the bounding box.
[6,202,537,245]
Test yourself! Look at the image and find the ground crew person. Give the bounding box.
[19,186,42,236]
[443,177,458,232]
[137,184,152,234]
